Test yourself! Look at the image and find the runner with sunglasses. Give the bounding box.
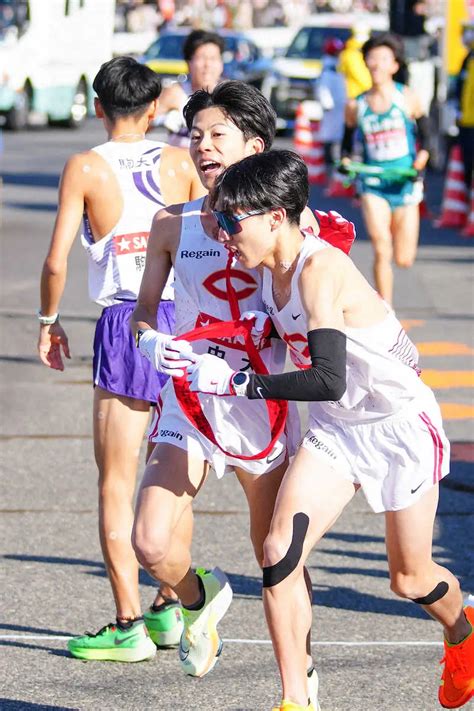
[129,81,322,703]
[184,149,472,711]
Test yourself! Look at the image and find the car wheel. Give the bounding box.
[5,85,30,130]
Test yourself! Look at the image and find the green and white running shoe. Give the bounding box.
[143,600,183,647]
[67,619,156,662]
[179,567,233,677]
[308,665,321,711]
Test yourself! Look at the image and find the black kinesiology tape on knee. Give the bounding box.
[262,512,309,588]
[412,581,449,605]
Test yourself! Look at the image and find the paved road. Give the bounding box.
[1,122,473,711]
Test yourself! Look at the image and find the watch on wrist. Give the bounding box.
[230,371,250,397]
[37,310,59,325]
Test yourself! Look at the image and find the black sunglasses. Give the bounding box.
[213,210,265,235]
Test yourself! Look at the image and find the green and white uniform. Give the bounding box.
[356,82,422,210]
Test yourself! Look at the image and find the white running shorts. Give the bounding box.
[301,392,450,513]
[148,380,301,478]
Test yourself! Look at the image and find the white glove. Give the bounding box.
[187,353,236,396]
[138,329,195,377]
[163,109,186,134]
[239,310,272,347]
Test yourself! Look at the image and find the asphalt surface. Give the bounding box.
[1,121,473,711]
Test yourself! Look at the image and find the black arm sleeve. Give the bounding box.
[415,115,430,151]
[247,328,347,402]
[340,125,356,159]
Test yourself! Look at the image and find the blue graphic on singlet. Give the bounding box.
[356,83,416,172]
[132,145,166,205]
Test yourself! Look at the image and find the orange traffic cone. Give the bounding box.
[293,102,325,185]
[433,145,468,228]
[462,185,474,237]
[324,168,356,197]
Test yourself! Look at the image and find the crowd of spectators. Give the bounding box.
[115,0,389,33]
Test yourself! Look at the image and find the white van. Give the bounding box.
[0,0,115,129]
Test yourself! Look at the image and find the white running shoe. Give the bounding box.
[178,567,233,677]
[308,665,321,711]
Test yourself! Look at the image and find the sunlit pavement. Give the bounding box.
[1,121,472,710]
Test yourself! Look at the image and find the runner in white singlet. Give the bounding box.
[188,149,471,711]
[147,195,293,477]
[37,57,205,662]
[130,81,322,702]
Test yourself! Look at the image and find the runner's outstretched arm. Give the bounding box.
[38,154,88,370]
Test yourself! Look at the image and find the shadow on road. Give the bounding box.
[1,172,60,188]
[0,640,70,657]
[0,698,76,710]
[0,622,70,636]
[4,202,58,212]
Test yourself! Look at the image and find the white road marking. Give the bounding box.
[0,634,443,646]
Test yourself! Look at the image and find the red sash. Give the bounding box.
[172,252,288,460]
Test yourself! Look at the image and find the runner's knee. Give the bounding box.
[262,513,309,586]
[390,569,444,600]
[98,471,136,502]
[132,522,173,572]
[394,253,415,269]
[373,239,393,262]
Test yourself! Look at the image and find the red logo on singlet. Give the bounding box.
[202,268,258,301]
[283,332,311,369]
[113,232,149,255]
[195,311,270,352]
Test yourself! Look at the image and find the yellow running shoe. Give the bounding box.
[178,567,232,677]
[439,605,474,708]
[271,701,316,711]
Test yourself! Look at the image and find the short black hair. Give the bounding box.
[362,32,405,66]
[93,56,162,121]
[183,29,225,61]
[210,150,309,226]
[183,80,276,150]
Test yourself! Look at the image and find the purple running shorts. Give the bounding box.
[92,300,175,403]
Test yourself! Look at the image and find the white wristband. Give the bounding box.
[37,310,59,325]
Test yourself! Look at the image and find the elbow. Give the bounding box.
[44,256,66,277]
[327,376,346,402]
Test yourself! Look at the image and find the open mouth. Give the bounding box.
[199,160,222,176]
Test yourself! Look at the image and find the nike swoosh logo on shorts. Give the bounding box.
[256,386,264,399]
[114,634,138,646]
[411,481,425,494]
[266,449,281,464]
[291,313,301,320]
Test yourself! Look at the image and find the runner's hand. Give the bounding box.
[338,158,351,174]
[240,310,272,347]
[38,321,71,371]
[163,109,186,134]
[186,353,236,396]
[138,330,195,377]
[314,210,356,255]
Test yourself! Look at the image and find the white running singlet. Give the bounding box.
[261,231,449,512]
[262,231,430,423]
[81,139,174,306]
[149,197,300,477]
